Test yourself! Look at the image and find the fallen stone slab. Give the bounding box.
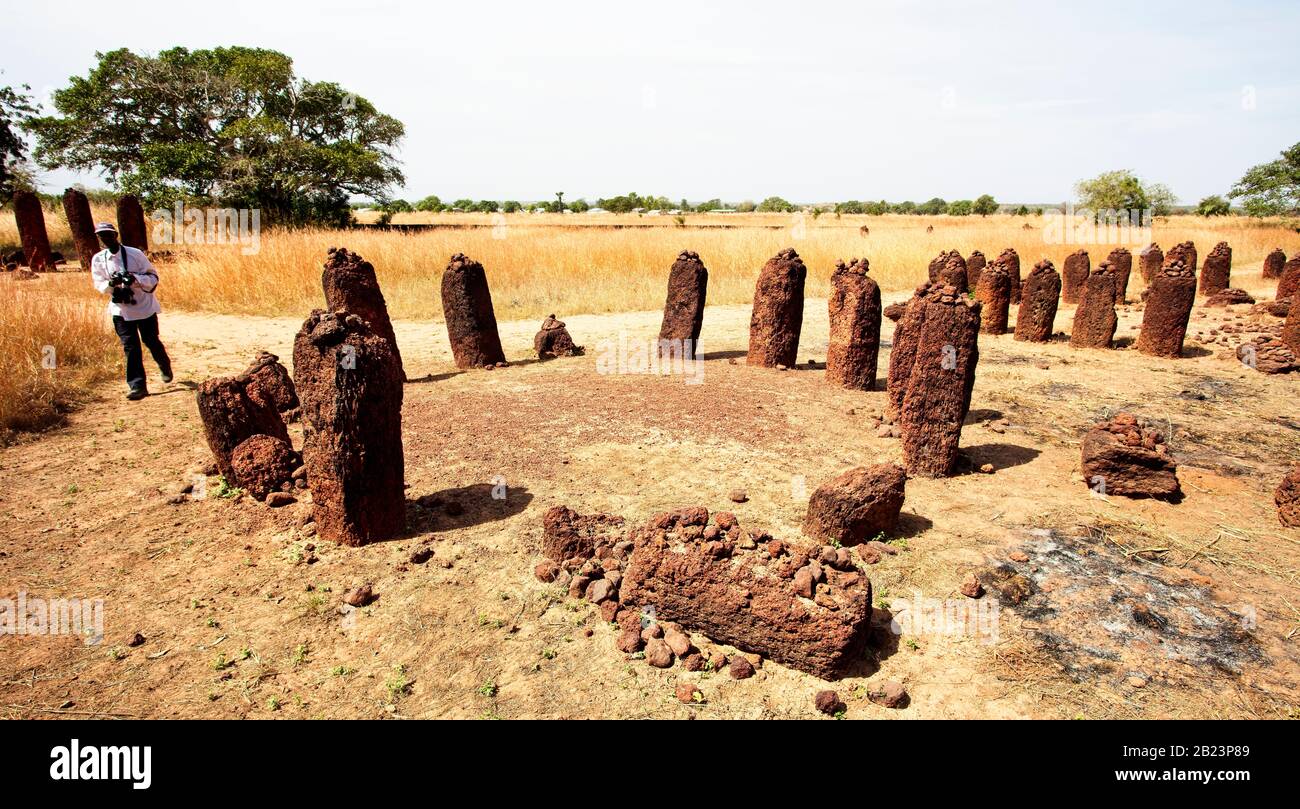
[620,509,874,679]
[1080,412,1180,499]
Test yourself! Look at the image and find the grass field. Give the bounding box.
[2,207,1297,441]
[6,207,1295,321]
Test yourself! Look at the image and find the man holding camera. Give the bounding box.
[90,222,173,400]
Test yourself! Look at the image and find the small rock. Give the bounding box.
[568,575,590,599]
[409,546,433,565]
[729,489,748,503]
[585,578,615,604]
[815,689,846,715]
[959,573,984,598]
[343,584,374,607]
[126,632,146,647]
[664,628,693,657]
[729,657,755,679]
[616,628,643,653]
[868,680,908,708]
[979,463,994,474]
[534,560,560,582]
[645,638,674,668]
[1009,551,1029,563]
[676,682,704,704]
[265,492,296,508]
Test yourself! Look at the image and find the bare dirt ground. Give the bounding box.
[1,280,1298,719]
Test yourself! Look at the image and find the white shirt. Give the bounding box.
[91,245,162,321]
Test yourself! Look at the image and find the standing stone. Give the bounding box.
[896,284,981,477]
[1165,241,1197,280]
[884,288,924,423]
[1136,259,1197,358]
[1069,262,1118,349]
[12,190,52,272]
[927,250,966,292]
[242,351,299,414]
[293,310,405,546]
[826,258,881,390]
[321,247,403,377]
[441,253,506,368]
[966,250,987,294]
[1277,254,1300,302]
[62,188,100,271]
[1282,294,1300,356]
[996,248,1022,303]
[1139,243,1163,285]
[534,314,583,358]
[1107,247,1133,303]
[657,250,708,353]
[196,375,290,484]
[1014,260,1061,343]
[1262,247,1286,280]
[747,248,806,368]
[1276,466,1300,528]
[974,258,1011,335]
[116,194,148,251]
[1061,249,1090,305]
[937,251,967,292]
[1199,241,1232,296]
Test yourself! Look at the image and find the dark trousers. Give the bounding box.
[112,314,172,392]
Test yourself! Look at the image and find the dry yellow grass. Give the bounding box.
[0,276,119,442]
[7,206,1296,321]
[28,211,1291,322]
[1,209,1296,442]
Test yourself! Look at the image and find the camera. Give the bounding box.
[109,268,136,305]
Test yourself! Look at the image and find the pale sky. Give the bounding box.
[8,0,1300,204]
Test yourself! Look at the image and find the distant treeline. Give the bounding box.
[359,192,1022,217]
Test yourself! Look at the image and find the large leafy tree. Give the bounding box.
[1074,170,1176,216]
[29,47,404,225]
[0,82,36,203]
[1229,143,1300,217]
[972,194,998,216]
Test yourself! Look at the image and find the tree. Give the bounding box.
[1195,195,1231,216]
[835,200,864,214]
[916,197,947,215]
[414,194,444,212]
[736,200,756,213]
[472,200,499,213]
[379,198,412,213]
[892,200,916,214]
[568,198,590,213]
[0,82,36,203]
[501,200,521,213]
[1074,170,1175,217]
[695,198,722,212]
[757,196,795,213]
[29,47,404,225]
[1229,142,1300,217]
[1146,183,1176,216]
[451,199,474,211]
[946,199,973,216]
[1014,205,1030,216]
[973,194,998,216]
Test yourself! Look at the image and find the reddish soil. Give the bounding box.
[1,276,1298,719]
